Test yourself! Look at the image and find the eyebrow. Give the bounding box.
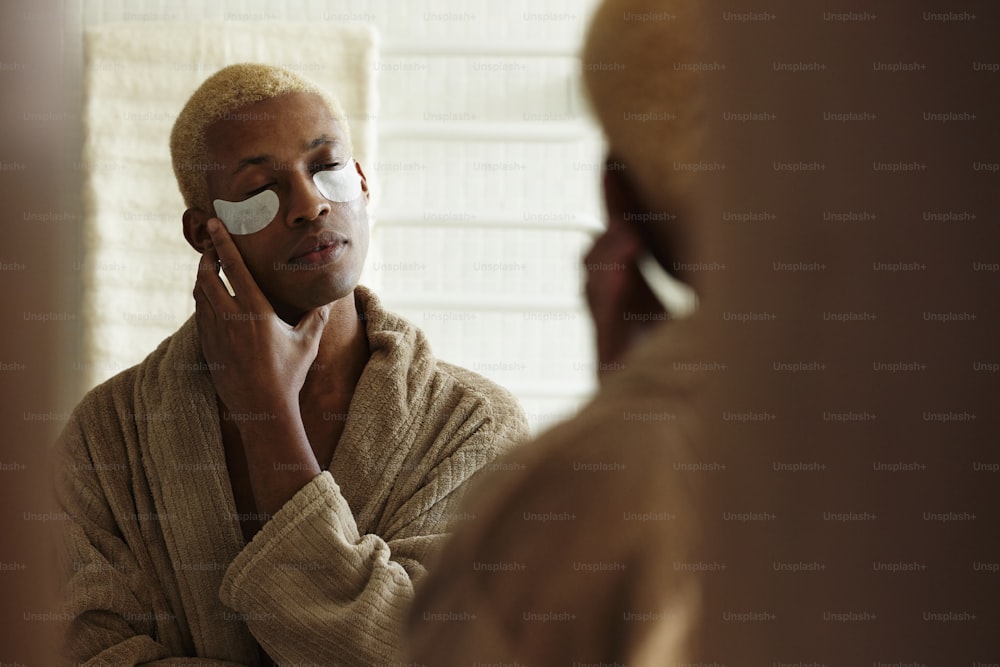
[307,134,338,151]
[230,154,271,177]
[229,135,342,177]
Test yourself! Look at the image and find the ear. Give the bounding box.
[182,207,214,254]
[354,159,370,202]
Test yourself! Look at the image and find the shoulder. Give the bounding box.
[451,338,704,557]
[477,394,690,520]
[356,285,529,440]
[57,318,197,455]
[412,324,708,662]
[433,360,526,428]
[407,359,530,471]
[59,365,140,451]
[411,382,698,663]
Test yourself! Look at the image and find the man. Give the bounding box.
[408,0,710,664]
[56,63,527,666]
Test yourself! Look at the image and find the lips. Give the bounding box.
[289,230,349,266]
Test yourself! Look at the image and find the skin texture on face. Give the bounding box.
[183,92,370,324]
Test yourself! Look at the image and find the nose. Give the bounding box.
[284,170,331,226]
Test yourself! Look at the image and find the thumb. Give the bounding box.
[295,304,329,340]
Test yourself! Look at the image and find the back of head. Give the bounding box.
[170,63,351,212]
[581,0,704,219]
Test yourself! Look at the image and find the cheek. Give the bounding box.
[345,200,370,250]
[353,215,370,257]
[228,236,274,285]
[324,198,370,264]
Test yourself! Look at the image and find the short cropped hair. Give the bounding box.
[582,0,704,215]
[170,63,351,211]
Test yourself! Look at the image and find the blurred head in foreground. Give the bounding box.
[581,0,706,370]
[408,2,711,665]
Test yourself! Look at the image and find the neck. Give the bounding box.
[300,291,370,405]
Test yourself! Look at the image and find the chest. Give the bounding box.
[220,406,349,543]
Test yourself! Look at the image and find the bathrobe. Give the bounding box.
[55,286,528,666]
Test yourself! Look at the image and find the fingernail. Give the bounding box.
[207,218,220,233]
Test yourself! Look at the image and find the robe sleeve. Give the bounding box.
[218,406,528,667]
[141,661,246,666]
[54,409,250,667]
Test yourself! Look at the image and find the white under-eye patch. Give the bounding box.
[212,158,362,236]
[313,158,362,202]
[636,252,698,318]
[213,190,279,236]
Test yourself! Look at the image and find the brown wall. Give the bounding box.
[1,1,73,663]
[695,1,999,663]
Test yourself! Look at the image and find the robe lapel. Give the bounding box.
[327,287,429,536]
[136,317,258,663]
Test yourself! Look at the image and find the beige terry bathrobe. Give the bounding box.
[54,286,528,666]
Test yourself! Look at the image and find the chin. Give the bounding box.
[291,268,362,311]
[266,239,367,313]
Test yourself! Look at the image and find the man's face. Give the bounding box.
[200,91,369,321]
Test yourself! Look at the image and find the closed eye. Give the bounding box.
[244,183,275,198]
[310,162,342,173]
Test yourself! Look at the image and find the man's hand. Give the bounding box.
[193,217,328,422]
[583,219,668,377]
[194,217,326,516]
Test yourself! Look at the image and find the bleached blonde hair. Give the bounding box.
[581,0,704,215]
[170,63,351,210]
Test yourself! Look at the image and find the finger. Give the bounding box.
[192,279,218,322]
[584,221,642,272]
[196,245,217,280]
[195,245,233,306]
[598,220,643,263]
[205,217,261,303]
[192,282,226,365]
[582,230,608,268]
[583,229,642,301]
[584,219,668,372]
[294,304,329,340]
